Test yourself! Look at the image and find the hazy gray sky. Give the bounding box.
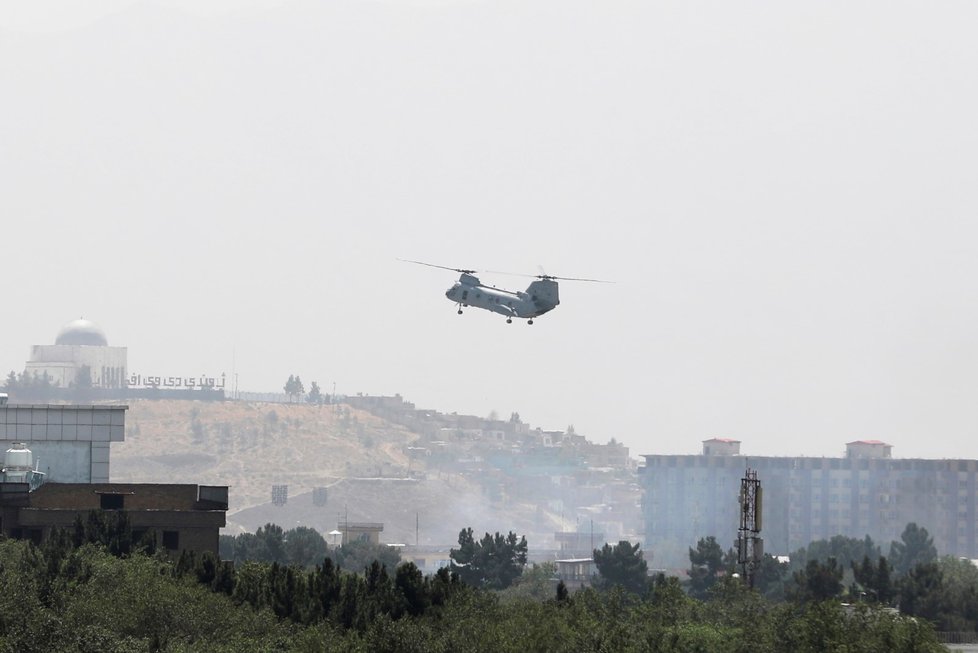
[2,0,978,460]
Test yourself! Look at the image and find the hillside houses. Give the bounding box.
[345,394,642,546]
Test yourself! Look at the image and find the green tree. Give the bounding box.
[931,555,978,631]
[2,370,18,392]
[688,536,725,599]
[284,526,328,568]
[307,556,343,622]
[890,523,938,576]
[791,558,844,602]
[499,561,558,602]
[227,523,288,564]
[329,539,401,574]
[307,381,323,404]
[897,561,943,622]
[219,534,235,560]
[874,555,894,604]
[70,366,94,401]
[449,528,528,590]
[71,510,136,557]
[752,553,789,600]
[394,561,430,617]
[74,365,93,389]
[790,534,880,573]
[593,540,648,595]
[283,375,307,402]
[852,554,894,604]
[17,371,36,391]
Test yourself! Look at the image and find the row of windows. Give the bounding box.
[646,457,978,473]
[6,524,179,550]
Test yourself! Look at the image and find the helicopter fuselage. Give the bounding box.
[445,273,559,320]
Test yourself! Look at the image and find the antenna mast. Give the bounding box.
[737,467,763,588]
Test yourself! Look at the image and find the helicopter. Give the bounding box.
[400,259,609,324]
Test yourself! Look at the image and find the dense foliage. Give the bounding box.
[0,516,965,651]
[0,534,947,653]
[220,524,399,573]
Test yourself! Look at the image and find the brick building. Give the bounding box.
[0,482,228,555]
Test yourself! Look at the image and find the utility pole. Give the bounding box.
[737,467,763,588]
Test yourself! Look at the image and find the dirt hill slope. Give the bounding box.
[110,399,566,545]
[112,399,418,513]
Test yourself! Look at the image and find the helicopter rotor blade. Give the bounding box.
[539,275,613,283]
[398,258,478,275]
[482,269,537,278]
[402,259,611,283]
[482,268,613,283]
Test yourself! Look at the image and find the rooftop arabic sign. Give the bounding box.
[127,373,226,389]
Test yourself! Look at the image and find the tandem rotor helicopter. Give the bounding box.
[400,259,610,324]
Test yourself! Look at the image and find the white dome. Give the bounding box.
[55,318,108,346]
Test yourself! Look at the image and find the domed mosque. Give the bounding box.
[25,318,127,388]
[55,318,109,347]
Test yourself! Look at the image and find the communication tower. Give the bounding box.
[737,467,763,587]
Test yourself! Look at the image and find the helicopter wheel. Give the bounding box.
[527,320,534,325]
[506,318,512,324]
[457,310,463,315]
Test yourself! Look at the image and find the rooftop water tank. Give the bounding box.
[3,443,44,489]
[4,443,32,472]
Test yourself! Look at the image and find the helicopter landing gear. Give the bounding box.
[506,318,512,324]
[457,309,463,315]
[527,319,534,325]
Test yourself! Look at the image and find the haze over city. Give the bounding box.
[3,0,978,461]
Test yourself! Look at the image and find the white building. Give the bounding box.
[25,319,127,389]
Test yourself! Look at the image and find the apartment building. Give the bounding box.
[640,438,977,568]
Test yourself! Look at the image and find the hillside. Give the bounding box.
[110,399,569,545]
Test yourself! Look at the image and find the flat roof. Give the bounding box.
[0,404,128,410]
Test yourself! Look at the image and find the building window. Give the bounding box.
[100,494,125,510]
[162,530,180,550]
